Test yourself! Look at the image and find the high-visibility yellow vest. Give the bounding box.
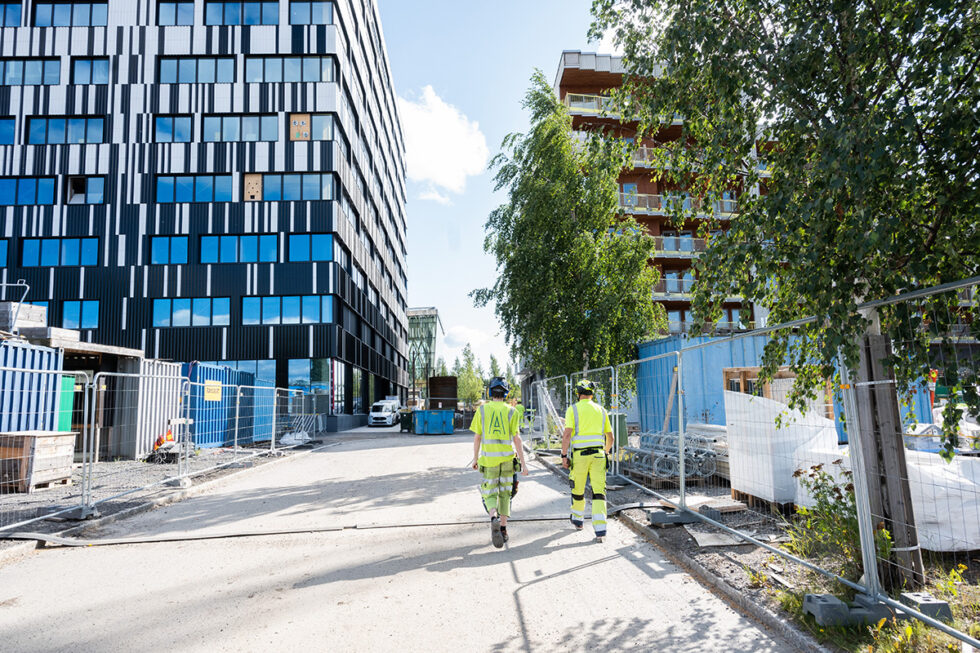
[470,401,518,467]
[564,399,611,449]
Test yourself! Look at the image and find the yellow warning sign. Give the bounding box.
[204,380,222,402]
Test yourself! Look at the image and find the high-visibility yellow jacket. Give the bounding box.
[470,401,519,467]
[564,399,612,450]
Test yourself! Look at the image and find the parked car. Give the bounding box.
[369,400,401,427]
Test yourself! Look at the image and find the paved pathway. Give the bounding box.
[0,428,791,652]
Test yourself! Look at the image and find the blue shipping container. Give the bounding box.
[0,340,64,432]
[413,410,455,435]
[636,334,932,443]
[182,362,268,447]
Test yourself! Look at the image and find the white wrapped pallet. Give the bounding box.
[725,390,839,503]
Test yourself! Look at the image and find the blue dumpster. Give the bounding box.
[413,410,455,435]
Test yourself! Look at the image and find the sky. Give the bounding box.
[375,0,614,374]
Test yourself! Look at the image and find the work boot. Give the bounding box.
[490,516,504,548]
[570,517,584,531]
[595,535,605,543]
[500,526,509,543]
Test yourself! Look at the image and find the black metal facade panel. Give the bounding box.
[0,0,410,396]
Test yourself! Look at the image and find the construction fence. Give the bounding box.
[1,364,323,535]
[531,275,980,648]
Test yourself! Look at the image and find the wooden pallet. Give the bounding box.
[730,488,795,517]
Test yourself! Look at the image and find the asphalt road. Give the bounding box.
[0,428,791,652]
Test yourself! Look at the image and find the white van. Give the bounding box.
[369,400,401,427]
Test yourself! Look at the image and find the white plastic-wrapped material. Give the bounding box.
[725,391,839,503]
[794,448,980,552]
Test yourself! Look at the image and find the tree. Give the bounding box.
[592,0,980,454]
[473,71,664,376]
[506,367,523,403]
[451,357,461,378]
[435,357,449,377]
[458,344,485,408]
[488,354,502,379]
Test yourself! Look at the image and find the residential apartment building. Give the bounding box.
[555,51,748,335]
[0,0,409,429]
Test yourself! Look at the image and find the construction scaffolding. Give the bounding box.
[407,307,443,407]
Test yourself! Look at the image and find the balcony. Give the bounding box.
[564,93,619,117]
[619,193,738,218]
[654,236,706,258]
[664,320,755,334]
[653,278,695,299]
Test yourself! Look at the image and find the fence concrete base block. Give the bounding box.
[698,505,723,521]
[849,593,908,625]
[60,506,101,521]
[900,592,953,623]
[803,594,850,626]
[647,509,699,526]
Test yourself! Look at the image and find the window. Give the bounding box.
[0,58,60,86]
[28,117,105,144]
[66,176,105,204]
[153,297,230,327]
[244,56,335,83]
[71,57,110,84]
[287,234,332,262]
[288,359,311,391]
[62,300,99,329]
[156,175,233,203]
[159,57,235,84]
[34,1,108,26]
[0,117,14,144]
[155,115,192,143]
[0,3,21,25]
[200,234,277,263]
[0,177,56,205]
[261,173,334,201]
[202,114,277,142]
[205,0,278,25]
[158,0,193,24]
[22,238,98,266]
[0,240,7,265]
[149,236,188,264]
[288,0,331,24]
[242,295,332,325]
[288,112,333,141]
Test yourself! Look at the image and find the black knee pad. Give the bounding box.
[571,493,585,501]
[592,493,605,501]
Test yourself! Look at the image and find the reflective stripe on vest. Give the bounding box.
[571,403,606,449]
[479,404,515,460]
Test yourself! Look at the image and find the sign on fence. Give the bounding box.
[204,380,222,402]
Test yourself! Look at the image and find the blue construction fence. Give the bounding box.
[634,334,933,443]
[0,339,67,432]
[182,362,276,448]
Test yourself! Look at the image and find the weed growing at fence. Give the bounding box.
[785,463,867,582]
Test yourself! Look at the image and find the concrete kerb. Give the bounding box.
[0,441,342,565]
[529,447,828,653]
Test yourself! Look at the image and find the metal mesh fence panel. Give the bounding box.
[0,368,88,532]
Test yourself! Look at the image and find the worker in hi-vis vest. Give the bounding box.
[561,379,613,542]
[470,376,529,548]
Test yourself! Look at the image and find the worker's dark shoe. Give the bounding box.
[500,526,509,543]
[570,517,584,531]
[595,535,605,543]
[490,516,504,548]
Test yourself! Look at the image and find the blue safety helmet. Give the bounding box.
[488,376,510,397]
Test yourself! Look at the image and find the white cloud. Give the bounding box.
[397,86,489,199]
[440,325,512,373]
[418,189,451,205]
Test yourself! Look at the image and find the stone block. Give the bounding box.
[698,505,722,521]
[802,593,849,626]
[900,592,953,623]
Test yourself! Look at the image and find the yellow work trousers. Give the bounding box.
[569,449,607,536]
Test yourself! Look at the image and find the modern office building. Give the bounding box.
[0,0,409,429]
[555,51,749,335]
